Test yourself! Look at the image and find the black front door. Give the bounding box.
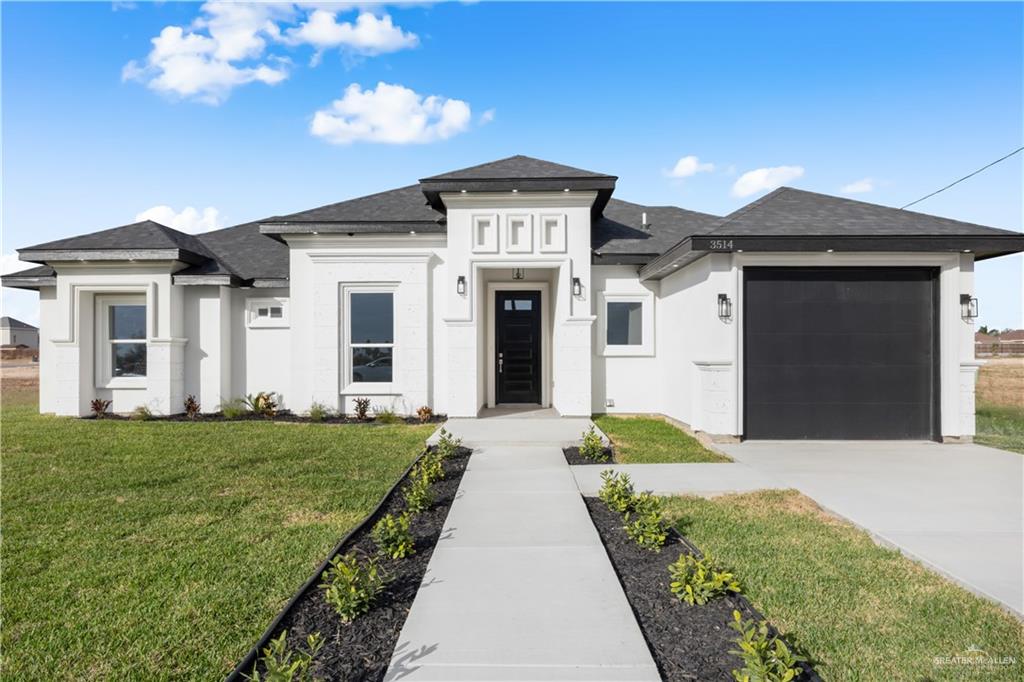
[495,291,542,404]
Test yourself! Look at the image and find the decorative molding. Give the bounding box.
[441,191,597,209]
[308,253,434,264]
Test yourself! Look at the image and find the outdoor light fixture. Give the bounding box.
[512,268,525,280]
[572,277,582,297]
[960,294,979,320]
[456,275,466,295]
[718,293,732,320]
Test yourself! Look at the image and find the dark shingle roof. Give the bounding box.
[190,219,290,282]
[267,185,442,225]
[594,198,720,259]
[21,220,216,260]
[421,155,614,181]
[708,187,1023,237]
[0,316,36,329]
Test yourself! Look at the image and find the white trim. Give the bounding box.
[94,294,148,389]
[471,214,499,253]
[539,214,567,253]
[505,214,534,253]
[486,281,551,409]
[340,284,398,394]
[308,253,434,264]
[246,297,289,329]
[597,291,655,356]
[441,191,598,209]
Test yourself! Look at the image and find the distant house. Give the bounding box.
[998,329,1024,344]
[0,316,38,348]
[976,329,1024,356]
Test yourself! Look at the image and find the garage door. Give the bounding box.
[743,267,939,440]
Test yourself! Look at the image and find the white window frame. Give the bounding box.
[246,297,289,328]
[539,214,566,253]
[471,214,498,253]
[505,214,534,253]
[342,285,397,393]
[95,294,148,388]
[598,291,655,357]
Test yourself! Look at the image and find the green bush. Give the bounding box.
[729,610,806,682]
[669,551,742,605]
[402,468,434,514]
[436,427,462,459]
[129,405,153,421]
[319,552,386,623]
[307,402,332,422]
[419,451,445,484]
[352,397,371,420]
[220,398,248,419]
[372,512,415,560]
[580,426,609,462]
[245,392,279,418]
[598,469,635,514]
[247,630,323,682]
[624,492,667,550]
[374,408,402,424]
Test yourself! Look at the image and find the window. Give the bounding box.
[607,301,642,345]
[247,298,288,328]
[96,295,147,387]
[348,291,394,384]
[599,292,654,356]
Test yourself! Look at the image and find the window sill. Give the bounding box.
[96,377,147,390]
[601,345,654,358]
[341,382,400,395]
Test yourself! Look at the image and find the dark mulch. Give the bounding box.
[239,448,471,682]
[562,445,614,465]
[87,411,446,425]
[584,498,820,682]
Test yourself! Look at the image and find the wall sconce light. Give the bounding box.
[572,277,582,297]
[456,275,466,295]
[960,294,979,320]
[718,293,732,320]
[512,268,525,280]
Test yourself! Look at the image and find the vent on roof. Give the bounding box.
[641,212,649,231]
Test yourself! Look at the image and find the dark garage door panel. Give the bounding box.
[744,268,938,440]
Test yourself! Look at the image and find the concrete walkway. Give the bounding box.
[571,462,779,497]
[386,420,659,681]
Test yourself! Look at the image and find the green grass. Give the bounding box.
[593,415,730,463]
[0,391,433,680]
[976,403,1024,454]
[663,491,1024,682]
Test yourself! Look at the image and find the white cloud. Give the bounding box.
[732,165,805,197]
[479,108,496,125]
[135,205,224,234]
[1,252,34,276]
[841,177,874,194]
[311,82,472,145]
[123,3,419,104]
[666,155,715,179]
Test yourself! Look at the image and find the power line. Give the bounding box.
[900,146,1024,210]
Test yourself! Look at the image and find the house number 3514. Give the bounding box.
[708,239,734,250]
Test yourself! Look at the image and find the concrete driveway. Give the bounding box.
[718,440,1024,618]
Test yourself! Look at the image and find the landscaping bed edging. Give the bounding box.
[584,497,821,682]
[226,445,471,682]
[562,445,615,465]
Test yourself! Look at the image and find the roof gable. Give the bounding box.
[19,220,216,265]
[0,316,36,329]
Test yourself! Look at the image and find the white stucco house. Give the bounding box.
[5,156,1023,440]
[0,316,39,348]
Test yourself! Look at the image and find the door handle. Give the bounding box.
[498,358,503,374]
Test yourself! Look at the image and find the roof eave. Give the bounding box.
[259,221,445,236]
[18,248,209,266]
[1,274,57,290]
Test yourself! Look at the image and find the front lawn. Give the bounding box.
[0,390,433,680]
[663,491,1024,682]
[594,415,730,463]
[976,403,1024,454]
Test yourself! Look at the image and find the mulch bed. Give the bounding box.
[87,411,446,425]
[562,445,615,465]
[230,447,471,682]
[584,498,820,682]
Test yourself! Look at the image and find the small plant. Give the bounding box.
[580,426,608,462]
[247,630,324,682]
[371,512,415,560]
[435,427,462,459]
[221,398,248,419]
[183,394,201,420]
[307,402,332,422]
[245,391,279,418]
[598,469,635,514]
[402,468,434,514]
[416,405,434,423]
[90,398,113,418]
[374,407,402,424]
[319,552,386,623]
[419,451,445,483]
[353,397,371,421]
[129,405,153,421]
[729,610,806,682]
[623,492,667,550]
[669,551,742,605]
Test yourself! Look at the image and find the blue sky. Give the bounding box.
[3,1,1022,329]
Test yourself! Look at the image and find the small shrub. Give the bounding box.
[307,402,332,422]
[416,405,434,423]
[183,394,201,420]
[580,426,608,462]
[371,512,415,560]
[623,492,667,550]
[245,391,279,418]
[319,552,386,623]
[669,552,742,605]
[90,398,112,419]
[129,405,153,421]
[729,610,806,682]
[247,630,323,682]
[353,397,371,421]
[419,451,445,483]
[598,469,636,514]
[435,427,462,459]
[374,407,402,425]
[402,468,434,514]
[221,398,248,419]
